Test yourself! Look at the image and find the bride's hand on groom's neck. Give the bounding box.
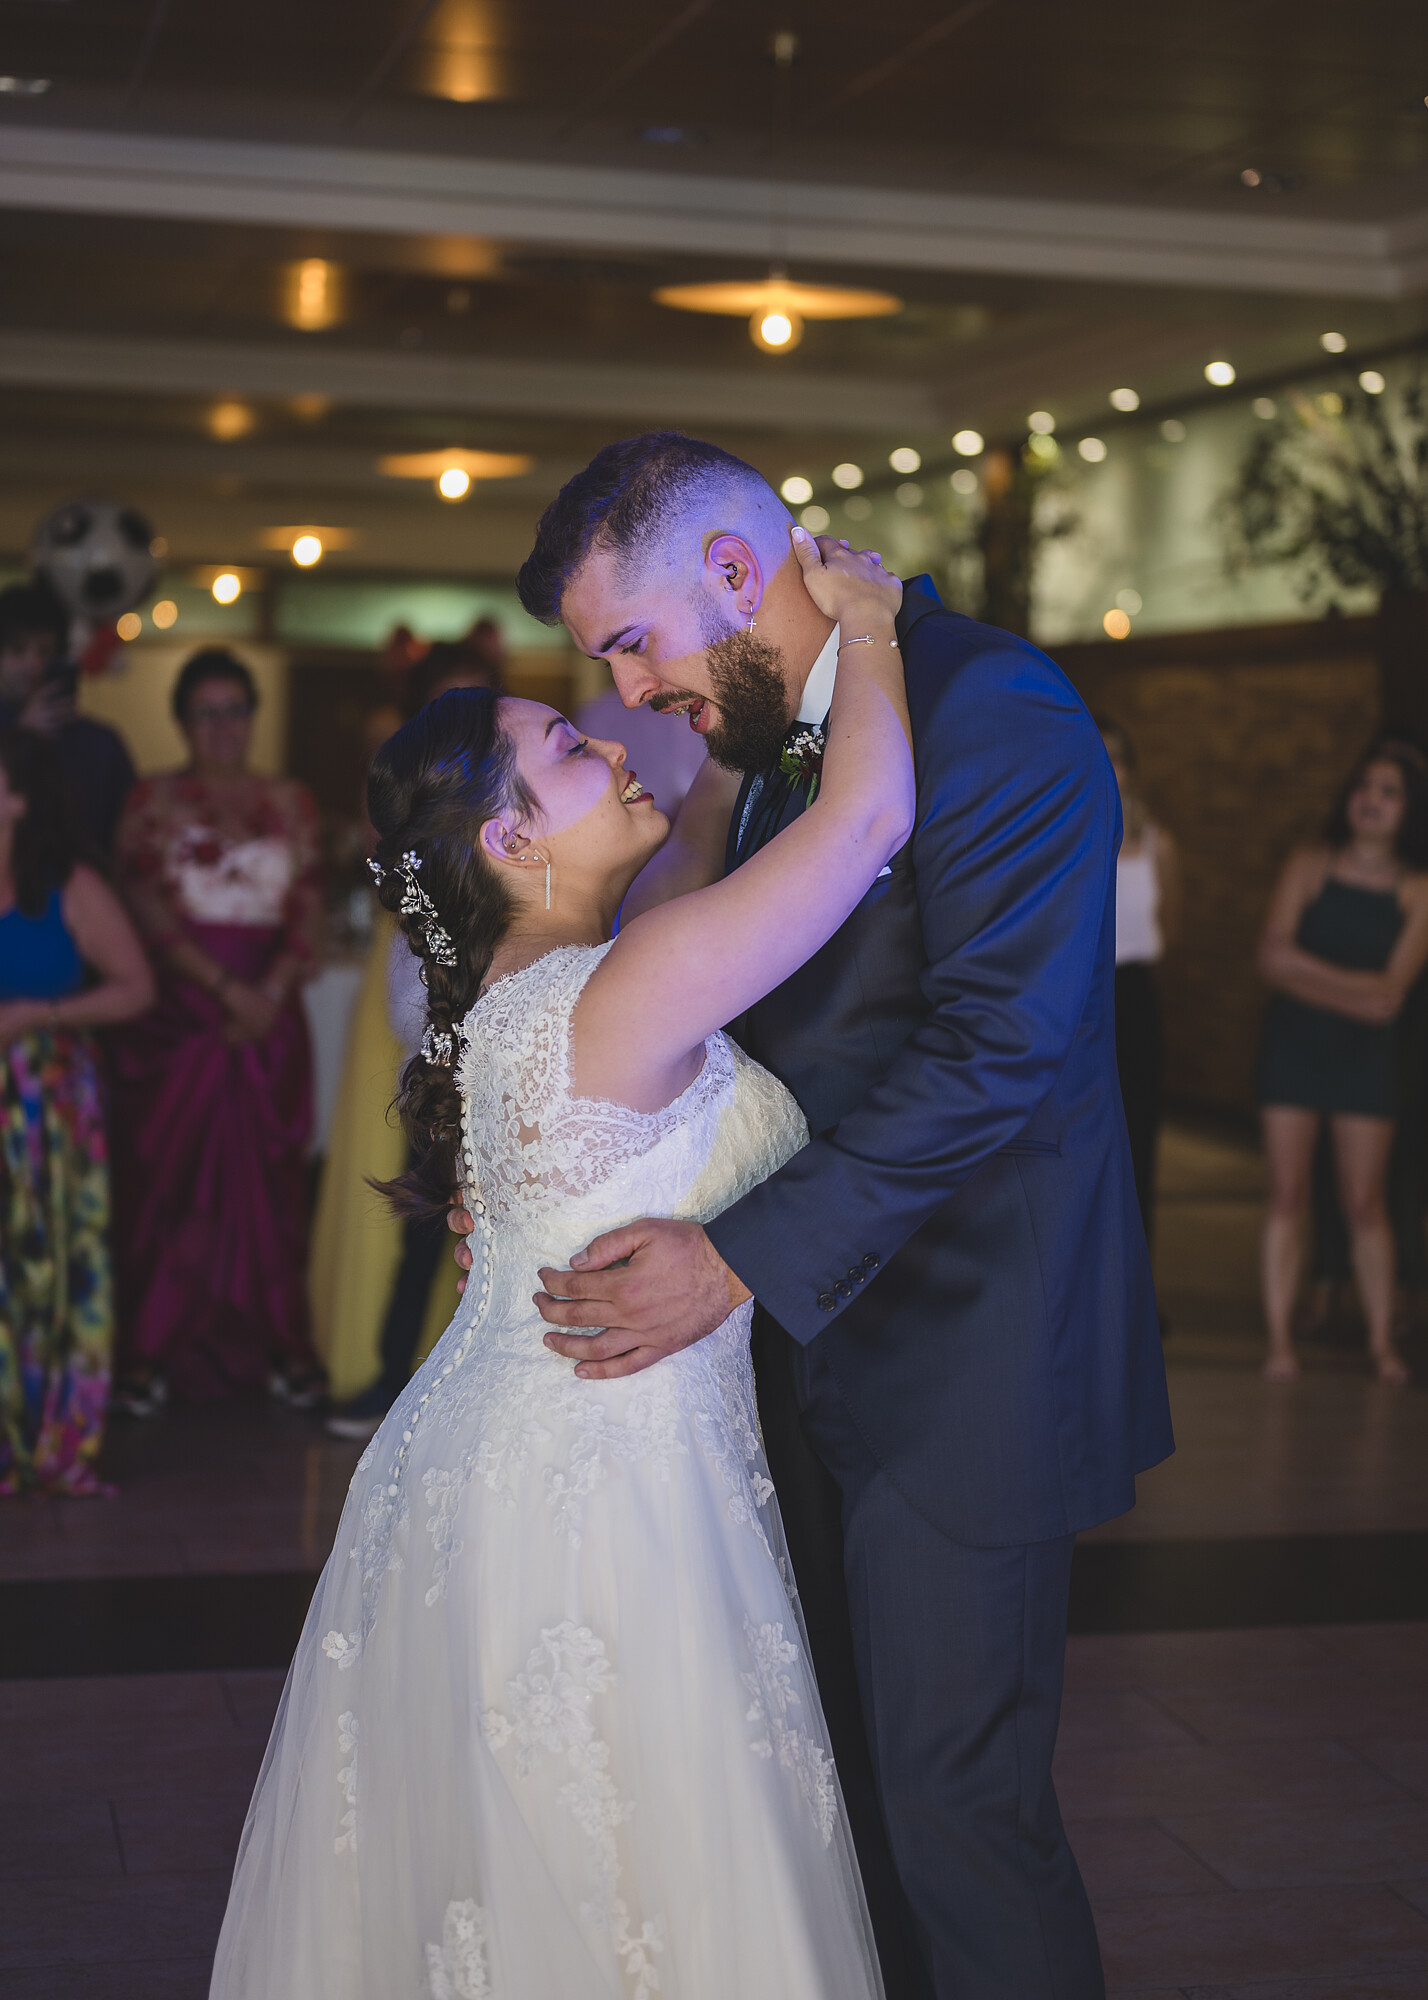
[533,1219,750,1379]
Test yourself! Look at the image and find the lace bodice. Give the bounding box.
[455,942,806,1265]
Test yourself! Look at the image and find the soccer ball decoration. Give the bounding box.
[28,497,159,628]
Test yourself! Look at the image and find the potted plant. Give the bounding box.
[1225,358,1428,737]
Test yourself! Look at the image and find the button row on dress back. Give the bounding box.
[384,1107,494,1499]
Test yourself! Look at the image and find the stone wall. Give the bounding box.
[1054,618,1381,1117]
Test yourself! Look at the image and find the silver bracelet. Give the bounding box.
[838,633,899,651]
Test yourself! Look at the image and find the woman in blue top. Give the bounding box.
[0,729,153,1492]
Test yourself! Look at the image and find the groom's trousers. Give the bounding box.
[754,1309,1105,2000]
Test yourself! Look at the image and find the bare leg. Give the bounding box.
[1260,1108,1319,1381]
[1332,1115,1411,1385]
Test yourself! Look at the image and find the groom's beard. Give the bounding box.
[654,607,791,776]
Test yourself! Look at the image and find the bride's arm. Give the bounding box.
[619,756,742,922]
[574,529,911,1105]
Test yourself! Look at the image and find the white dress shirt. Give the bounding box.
[797,624,840,725]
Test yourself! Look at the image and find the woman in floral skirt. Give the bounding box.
[0,728,154,1493]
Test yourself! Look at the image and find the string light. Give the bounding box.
[952,429,984,456]
[1320,331,1347,354]
[1078,437,1108,463]
[1160,419,1187,443]
[950,468,980,494]
[832,463,864,489]
[1205,361,1237,387]
[780,475,813,504]
[1028,412,1056,434]
[1253,396,1277,419]
[1359,370,1386,395]
[1109,388,1140,412]
[889,447,922,473]
[800,505,830,532]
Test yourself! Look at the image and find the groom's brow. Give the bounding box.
[593,624,637,656]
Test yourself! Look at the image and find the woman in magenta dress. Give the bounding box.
[110,649,326,1407]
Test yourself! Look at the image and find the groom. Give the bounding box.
[457,433,1173,1997]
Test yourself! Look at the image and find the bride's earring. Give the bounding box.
[544,858,551,912]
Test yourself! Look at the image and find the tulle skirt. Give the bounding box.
[211,1307,882,2000]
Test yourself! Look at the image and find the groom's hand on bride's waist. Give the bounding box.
[532,1220,752,1379]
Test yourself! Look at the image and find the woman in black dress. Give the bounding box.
[1256,740,1428,1384]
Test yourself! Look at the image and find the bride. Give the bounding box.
[211,529,911,2000]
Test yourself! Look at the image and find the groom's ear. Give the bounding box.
[704,533,763,614]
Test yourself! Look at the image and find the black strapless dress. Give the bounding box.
[1256,877,1404,1117]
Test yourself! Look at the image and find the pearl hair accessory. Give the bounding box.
[368,851,458,967]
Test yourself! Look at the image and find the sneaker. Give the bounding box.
[268,1370,328,1413]
[325,1382,392,1441]
[111,1376,168,1419]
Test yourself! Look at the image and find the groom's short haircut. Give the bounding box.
[517,431,776,625]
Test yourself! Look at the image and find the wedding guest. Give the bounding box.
[1256,738,1428,1384]
[318,650,496,1440]
[108,649,325,1408]
[0,729,153,1492]
[0,581,136,860]
[1100,718,1181,1243]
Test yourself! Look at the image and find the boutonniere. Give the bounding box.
[779,725,826,805]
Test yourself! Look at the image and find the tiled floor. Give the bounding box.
[3,1122,1427,1996]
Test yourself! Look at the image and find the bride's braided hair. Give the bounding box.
[366,687,537,1214]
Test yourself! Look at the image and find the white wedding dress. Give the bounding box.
[212,944,883,2000]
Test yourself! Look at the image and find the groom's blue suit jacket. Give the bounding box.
[706,576,1174,1547]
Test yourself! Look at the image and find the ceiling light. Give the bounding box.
[151,599,178,630]
[291,535,323,568]
[437,466,472,501]
[1240,168,1263,187]
[1320,331,1347,354]
[1204,361,1236,387]
[1078,437,1108,463]
[753,309,801,353]
[1028,411,1056,434]
[283,258,344,333]
[1109,388,1140,412]
[116,612,141,642]
[950,468,980,495]
[1160,419,1187,443]
[655,277,901,357]
[1102,609,1131,639]
[209,400,254,441]
[844,495,873,519]
[952,429,984,457]
[832,463,864,490]
[289,393,332,422]
[259,525,355,557]
[780,475,813,504]
[895,483,923,508]
[1253,396,1277,419]
[414,3,508,103]
[1026,434,1059,463]
[800,505,830,533]
[0,77,52,96]
[889,447,922,474]
[211,573,242,605]
[1359,370,1386,394]
[378,449,533,483]
[1116,588,1143,615]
